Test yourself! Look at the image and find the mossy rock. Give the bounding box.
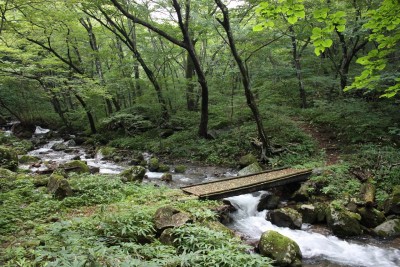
[0,167,17,180]
[267,208,302,229]
[258,230,302,267]
[19,155,40,164]
[154,206,191,231]
[326,204,362,237]
[158,164,170,172]
[62,160,90,174]
[174,165,186,173]
[239,153,257,168]
[237,162,262,176]
[297,204,318,224]
[161,172,172,182]
[148,157,159,171]
[120,166,146,182]
[97,146,116,159]
[47,174,73,200]
[0,145,18,171]
[373,219,400,238]
[358,207,386,228]
[384,185,400,215]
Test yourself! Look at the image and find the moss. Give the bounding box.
[62,160,90,174]
[0,167,17,180]
[148,157,159,171]
[120,166,146,182]
[0,145,18,171]
[174,165,186,173]
[19,155,40,164]
[239,153,257,168]
[97,146,116,157]
[158,164,170,172]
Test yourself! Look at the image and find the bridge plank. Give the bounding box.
[181,168,312,199]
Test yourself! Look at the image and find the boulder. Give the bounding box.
[174,165,186,173]
[154,206,191,231]
[51,142,67,151]
[257,193,280,211]
[267,208,302,229]
[47,174,73,199]
[120,166,146,182]
[19,155,40,164]
[11,123,35,138]
[0,167,17,180]
[65,139,76,147]
[358,207,386,228]
[161,172,172,182]
[62,160,90,174]
[258,230,302,267]
[326,205,362,237]
[0,145,18,171]
[159,228,175,246]
[158,164,170,172]
[373,219,400,238]
[129,152,145,166]
[384,185,400,215]
[291,182,311,202]
[238,162,262,176]
[239,153,257,168]
[148,157,159,172]
[298,204,318,224]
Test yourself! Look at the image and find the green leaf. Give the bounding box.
[288,15,298,24]
[336,25,345,32]
[322,38,333,47]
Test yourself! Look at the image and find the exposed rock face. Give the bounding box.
[267,208,302,229]
[258,230,302,267]
[120,166,146,182]
[47,174,73,199]
[373,219,400,238]
[384,185,400,215]
[358,207,386,228]
[326,206,362,237]
[0,146,18,171]
[154,206,191,231]
[237,162,262,176]
[239,153,257,168]
[257,193,280,211]
[161,173,172,182]
[62,160,90,174]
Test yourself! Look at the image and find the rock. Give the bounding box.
[384,185,400,215]
[11,123,35,138]
[89,166,100,174]
[326,205,362,237]
[19,155,40,164]
[65,139,76,147]
[298,204,318,224]
[158,164,170,172]
[291,182,311,202]
[237,162,262,176]
[154,206,191,231]
[257,193,280,211]
[129,152,145,166]
[315,202,328,223]
[373,219,400,238]
[159,228,175,246]
[258,230,302,267]
[0,145,18,171]
[267,208,302,229]
[239,154,257,168]
[161,172,172,182]
[0,167,17,180]
[51,142,67,151]
[62,160,90,174]
[148,157,159,172]
[120,166,146,182]
[358,207,386,228]
[174,165,186,173]
[212,204,236,224]
[47,174,73,199]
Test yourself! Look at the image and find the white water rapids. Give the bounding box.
[225,193,400,267]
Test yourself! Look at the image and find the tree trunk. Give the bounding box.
[185,51,196,111]
[215,0,272,159]
[74,93,97,134]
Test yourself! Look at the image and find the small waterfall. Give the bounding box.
[226,193,400,267]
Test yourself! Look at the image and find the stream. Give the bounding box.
[20,127,400,267]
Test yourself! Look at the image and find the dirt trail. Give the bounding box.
[296,119,340,165]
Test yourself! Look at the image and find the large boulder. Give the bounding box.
[47,174,73,199]
[238,162,262,176]
[257,193,280,211]
[358,207,386,228]
[154,206,191,231]
[120,166,146,182]
[297,204,318,224]
[148,157,160,172]
[51,142,68,151]
[384,185,400,215]
[258,230,302,267]
[326,205,362,237]
[291,182,312,202]
[267,208,302,229]
[62,160,90,174]
[239,153,257,168]
[0,145,18,171]
[373,219,400,238]
[11,123,35,138]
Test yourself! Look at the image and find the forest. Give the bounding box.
[0,0,399,266]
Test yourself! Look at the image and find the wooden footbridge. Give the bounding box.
[181,168,312,199]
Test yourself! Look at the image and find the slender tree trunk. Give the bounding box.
[215,0,272,159]
[74,93,97,134]
[185,51,196,111]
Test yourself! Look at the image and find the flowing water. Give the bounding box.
[18,127,400,266]
[225,192,400,267]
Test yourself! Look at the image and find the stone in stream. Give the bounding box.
[257,193,280,211]
[0,145,18,171]
[358,207,386,228]
[384,185,400,215]
[267,208,302,229]
[19,155,40,164]
[174,165,186,173]
[148,157,160,171]
[120,166,146,182]
[158,164,170,172]
[51,142,68,151]
[373,218,400,238]
[61,160,90,174]
[326,205,362,237]
[297,204,318,224]
[237,162,263,176]
[47,174,73,199]
[161,172,172,182]
[154,206,191,231]
[258,230,302,267]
